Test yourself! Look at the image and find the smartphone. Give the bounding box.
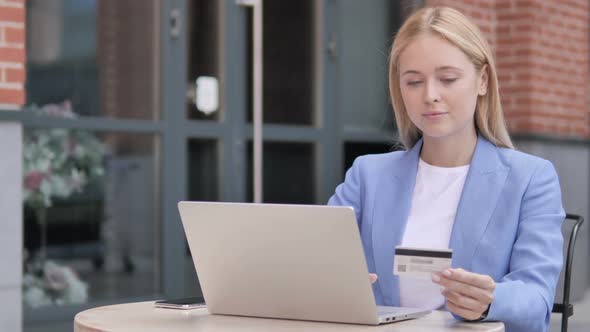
[154,297,207,310]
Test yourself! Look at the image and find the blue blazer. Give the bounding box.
[328,136,565,332]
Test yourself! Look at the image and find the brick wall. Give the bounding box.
[0,0,25,109]
[427,0,590,139]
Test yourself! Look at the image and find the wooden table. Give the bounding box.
[74,301,504,332]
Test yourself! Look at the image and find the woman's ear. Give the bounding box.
[478,64,489,96]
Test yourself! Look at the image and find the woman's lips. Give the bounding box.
[423,112,448,119]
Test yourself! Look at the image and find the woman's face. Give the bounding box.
[398,33,487,142]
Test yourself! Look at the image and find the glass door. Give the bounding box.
[181,0,404,299]
[182,0,321,298]
[22,0,165,329]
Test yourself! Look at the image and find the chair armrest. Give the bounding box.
[552,303,574,317]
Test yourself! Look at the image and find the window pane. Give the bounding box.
[246,0,315,125]
[247,142,315,204]
[23,129,160,307]
[338,0,400,131]
[186,0,221,121]
[25,0,159,119]
[187,139,219,201]
[185,139,219,298]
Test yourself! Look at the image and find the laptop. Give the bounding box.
[178,201,431,325]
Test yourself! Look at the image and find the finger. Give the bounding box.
[446,297,482,321]
[369,273,378,284]
[443,268,495,290]
[442,289,488,314]
[438,277,494,304]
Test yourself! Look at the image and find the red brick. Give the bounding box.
[497,12,535,21]
[495,49,513,58]
[0,6,24,22]
[0,46,23,63]
[496,25,511,34]
[497,73,512,83]
[479,1,493,10]
[4,67,24,83]
[0,88,23,105]
[574,128,587,136]
[514,0,537,8]
[511,111,586,121]
[4,26,24,44]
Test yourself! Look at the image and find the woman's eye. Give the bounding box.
[407,80,423,86]
[441,78,458,84]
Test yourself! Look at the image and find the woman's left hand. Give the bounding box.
[431,268,495,321]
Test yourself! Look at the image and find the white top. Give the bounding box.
[399,158,470,309]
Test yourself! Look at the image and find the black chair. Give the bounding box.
[552,213,584,332]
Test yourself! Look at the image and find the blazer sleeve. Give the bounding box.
[327,157,364,227]
[484,160,565,331]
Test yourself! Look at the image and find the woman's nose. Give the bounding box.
[424,80,441,104]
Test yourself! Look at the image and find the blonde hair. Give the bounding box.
[389,7,513,149]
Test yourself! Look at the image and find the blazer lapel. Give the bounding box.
[449,136,510,270]
[372,140,422,306]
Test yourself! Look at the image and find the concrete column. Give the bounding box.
[0,123,22,331]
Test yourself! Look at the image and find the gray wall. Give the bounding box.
[515,138,589,302]
[0,123,22,331]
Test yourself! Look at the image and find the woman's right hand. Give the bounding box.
[369,273,378,284]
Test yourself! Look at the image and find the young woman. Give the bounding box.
[329,7,564,332]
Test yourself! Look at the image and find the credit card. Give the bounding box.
[393,246,453,279]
